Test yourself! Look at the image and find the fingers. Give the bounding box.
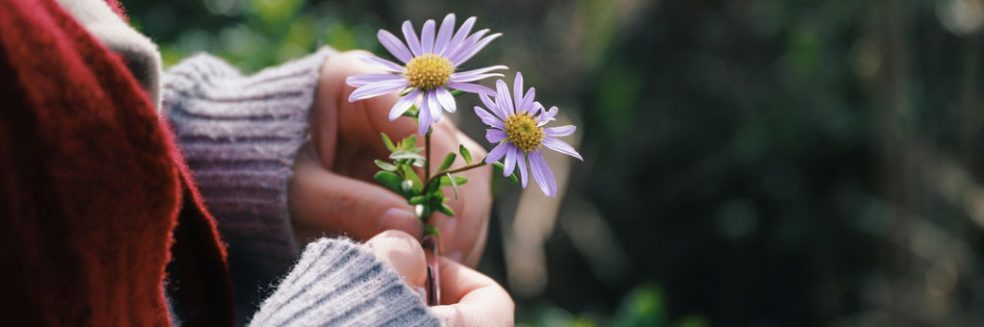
[364,230,428,289]
[431,257,514,326]
[290,144,423,242]
[314,51,417,169]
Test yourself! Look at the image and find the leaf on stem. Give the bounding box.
[374,171,403,193]
[492,162,520,184]
[459,145,472,164]
[438,153,457,172]
[374,160,398,171]
[381,133,396,151]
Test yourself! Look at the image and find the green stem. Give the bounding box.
[424,161,487,187]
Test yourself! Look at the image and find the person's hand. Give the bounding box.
[365,231,514,326]
[289,50,493,266]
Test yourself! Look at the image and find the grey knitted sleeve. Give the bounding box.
[161,49,333,319]
[249,238,439,326]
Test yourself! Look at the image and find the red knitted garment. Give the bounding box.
[0,0,234,325]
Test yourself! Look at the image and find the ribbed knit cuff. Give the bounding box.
[249,238,439,326]
[161,48,334,322]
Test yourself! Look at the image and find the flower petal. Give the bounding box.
[486,128,507,143]
[435,87,457,113]
[503,147,517,177]
[348,79,408,102]
[389,90,420,121]
[426,90,442,123]
[451,73,504,83]
[545,125,576,137]
[418,93,433,135]
[485,142,511,163]
[402,21,423,57]
[516,150,529,187]
[447,16,477,55]
[542,137,583,160]
[447,82,495,96]
[513,72,524,110]
[447,29,489,62]
[435,14,455,55]
[346,73,402,87]
[421,19,436,53]
[496,79,514,114]
[358,55,404,73]
[518,87,535,113]
[378,29,413,63]
[451,33,501,65]
[479,93,505,120]
[538,105,558,126]
[451,65,508,80]
[529,151,557,196]
[474,106,504,129]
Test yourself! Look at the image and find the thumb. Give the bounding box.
[291,144,423,242]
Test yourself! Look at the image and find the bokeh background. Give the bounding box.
[126,0,984,326]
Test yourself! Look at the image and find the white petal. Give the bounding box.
[435,14,455,55]
[358,55,404,73]
[426,90,442,123]
[435,87,457,113]
[447,82,495,96]
[513,72,524,110]
[485,142,511,163]
[495,79,514,114]
[503,147,517,177]
[518,87,535,113]
[516,150,529,187]
[348,80,407,102]
[479,93,504,120]
[389,90,420,121]
[545,125,576,137]
[402,21,423,56]
[421,19,436,53]
[542,137,583,160]
[452,33,501,65]
[378,29,413,63]
[529,151,557,196]
[474,106,504,129]
[447,16,477,55]
[346,73,402,87]
[486,128,507,143]
[418,93,433,135]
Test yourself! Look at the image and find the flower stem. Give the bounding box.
[424,161,487,187]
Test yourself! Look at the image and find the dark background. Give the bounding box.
[127,0,984,325]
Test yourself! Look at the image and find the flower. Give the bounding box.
[346,13,507,134]
[476,73,582,196]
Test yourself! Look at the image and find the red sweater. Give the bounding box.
[0,0,234,325]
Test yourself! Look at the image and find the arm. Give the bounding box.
[161,49,333,320]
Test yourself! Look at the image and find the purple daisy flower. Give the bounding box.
[476,73,583,197]
[346,13,507,134]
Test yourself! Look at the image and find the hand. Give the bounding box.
[366,231,514,326]
[289,51,493,266]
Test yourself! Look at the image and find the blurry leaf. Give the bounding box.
[374,160,397,171]
[373,171,402,193]
[437,203,456,216]
[613,284,665,327]
[409,195,427,205]
[391,151,425,162]
[381,133,396,151]
[425,224,441,237]
[459,145,472,164]
[401,165,423,193]
[492,162,520,184]
[438,153,457,172]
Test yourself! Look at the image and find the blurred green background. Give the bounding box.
[127,0,984,325]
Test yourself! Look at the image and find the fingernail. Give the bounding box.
[381,208,420,234]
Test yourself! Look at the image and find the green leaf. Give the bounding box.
[437,203,456,216]
[409,195,427,205]
[450,89,464,97]
[438,153,456,172]
[459,145,472,164]
[402,135,417,149]
[439,175,469,186]
[401,165,423,193]
[374,160,397,171]
[492,162,520,184]
[373,171,402,193]
[391,151,425,162]
[380,133,396,151]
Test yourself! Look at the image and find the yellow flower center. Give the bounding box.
[404,54,454,90]
[504,113,544,152]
